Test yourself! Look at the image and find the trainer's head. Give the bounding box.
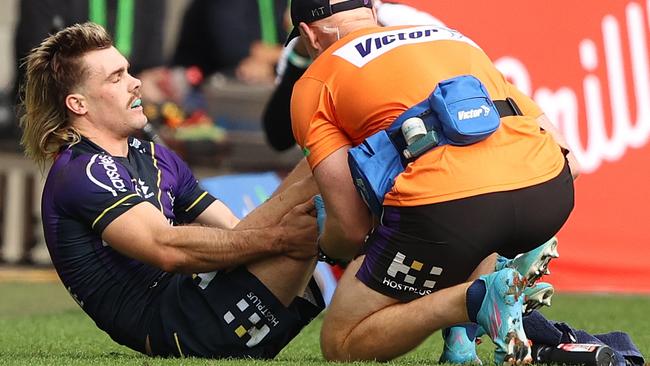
[286,0,377,58]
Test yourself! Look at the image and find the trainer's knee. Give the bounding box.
[320,321,349,362]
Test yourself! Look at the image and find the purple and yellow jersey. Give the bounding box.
[41,137,215,351]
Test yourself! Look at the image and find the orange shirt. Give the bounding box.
[292,25,565,206]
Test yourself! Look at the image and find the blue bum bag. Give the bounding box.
[348,75,522,216]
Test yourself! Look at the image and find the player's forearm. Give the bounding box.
[159,225,287,273]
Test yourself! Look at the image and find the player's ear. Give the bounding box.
[65,93,88,116]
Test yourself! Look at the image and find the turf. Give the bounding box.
[0,282,647,366]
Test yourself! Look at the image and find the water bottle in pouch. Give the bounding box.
[401,117,438,159]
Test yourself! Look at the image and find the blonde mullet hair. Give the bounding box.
[19,22,112,167]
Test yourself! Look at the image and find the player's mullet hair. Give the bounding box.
[19,22,112,167]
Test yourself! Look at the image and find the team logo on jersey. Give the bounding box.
[382,252,443,296]
[130,138,142,149]
[86,154,128,197]
[332,25,480,68]
[223,292,280,347]
[133,178,155,199]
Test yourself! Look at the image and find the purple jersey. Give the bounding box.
[41,137,215,352]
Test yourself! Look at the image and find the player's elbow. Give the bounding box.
[153,247,188,273]
[153,233,191,273]
[156,251,186,273]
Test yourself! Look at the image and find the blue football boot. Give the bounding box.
[495,237,559,285]
[439,326,482,365]
[522,282,554,314]
[476,268,532,365]
[474,281,555,341]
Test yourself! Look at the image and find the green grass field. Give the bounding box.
[0,281,647,366]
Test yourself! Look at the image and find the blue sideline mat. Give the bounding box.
[201,172,281,219]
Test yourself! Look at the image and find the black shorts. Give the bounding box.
[147,267,324,359]
[356,162,574,302]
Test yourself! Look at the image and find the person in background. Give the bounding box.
[171,0,289,85]
[13,0,167,104]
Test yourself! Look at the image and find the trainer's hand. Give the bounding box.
[565,150,581,180]
[278,197,319,260]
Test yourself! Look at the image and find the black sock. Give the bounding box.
[466,279,487,323]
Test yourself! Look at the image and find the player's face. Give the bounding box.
[79,46,147,136]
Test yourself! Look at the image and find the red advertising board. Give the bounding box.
[399,0,650,293]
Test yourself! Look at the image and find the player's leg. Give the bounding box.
[245,255,318,307]
[233,159,320,305]
[271,158,312,196]
[146,160,325,359]
[148,267,323,359]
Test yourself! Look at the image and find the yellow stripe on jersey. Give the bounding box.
[149,141,164,213]
[91,194,140,229]
[184,191,208,213]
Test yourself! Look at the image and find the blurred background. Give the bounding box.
[0,0,649,296]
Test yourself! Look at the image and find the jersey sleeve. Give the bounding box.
[291,76,352,169]
[156,144,216,223]
[54,153,146,234]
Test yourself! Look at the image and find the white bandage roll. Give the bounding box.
[401,117,427,145]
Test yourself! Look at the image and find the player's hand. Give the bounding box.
[278,197,319,260]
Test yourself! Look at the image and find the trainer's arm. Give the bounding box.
[102,179,319,273]
[312,146,373,260]
[536,114,581,180]
[507,81,581,180]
